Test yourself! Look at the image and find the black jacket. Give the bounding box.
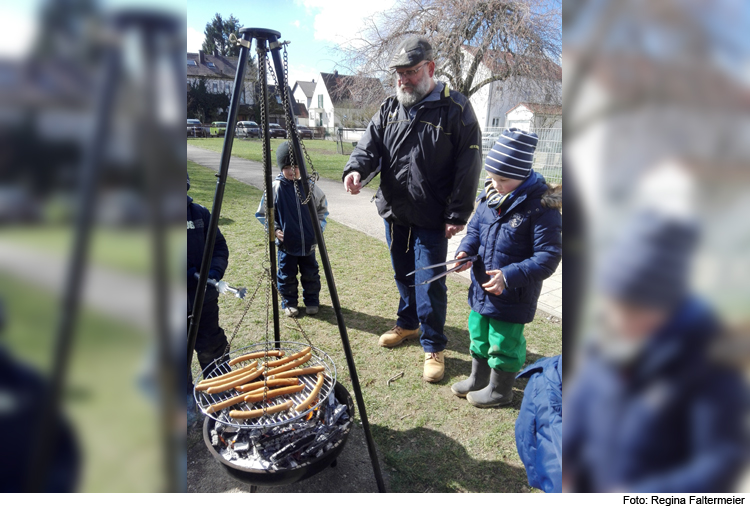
[187,195,228,312]
[343,84,482,229]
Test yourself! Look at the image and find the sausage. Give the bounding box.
[229,400,293,419]
[228,349,284,366]
[205,367,264,394]
[235,378,299,393]
[268,365,325,380]
[205,391,255,414]
[294,373,325,412]
[263,352,313,377]
[243,383,305,403]
[265,346,312,368]
[195,363,259,391]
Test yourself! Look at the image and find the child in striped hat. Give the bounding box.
[452,128,562,408]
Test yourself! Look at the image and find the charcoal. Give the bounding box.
[233,440,250,452]
[270,433,317,462]
[329,404,347,425]
[213,388,352,471]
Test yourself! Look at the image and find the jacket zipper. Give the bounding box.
[296,182,305,254]
[402,105,425,205]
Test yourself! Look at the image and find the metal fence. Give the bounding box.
[335,128,366,155]
[334,125,563,185]
[482,126,562,184]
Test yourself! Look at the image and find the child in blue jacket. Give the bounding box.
[452,128,562,408]
[256,141,328,317]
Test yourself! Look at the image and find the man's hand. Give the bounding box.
[453,251,472,273]
[344,172,362,195]
[482,269,506,295]
[275,229,284,242]
[445,223,465,239]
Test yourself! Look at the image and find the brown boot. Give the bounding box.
[378,325,420,348]
[423,351,445,383]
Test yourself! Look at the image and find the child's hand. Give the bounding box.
[453,251,472,272]
[275,229,284,242]
[482,270,506,295]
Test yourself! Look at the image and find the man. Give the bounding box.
[343,36,482,382]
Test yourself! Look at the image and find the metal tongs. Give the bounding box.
[193,272,247,299]
[407,254,491,286]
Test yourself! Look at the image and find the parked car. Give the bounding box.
[296,125,313,139]
[210,121,227,137]
[187,119,207,138]
[236,120,260,138]
[0,187,41,224]
[262,123,287,139]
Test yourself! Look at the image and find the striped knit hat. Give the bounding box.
[599,210,698,309]
[485,128,538,180]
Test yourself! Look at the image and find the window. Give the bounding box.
[187,59,197,66]
[213,83,218,93]
[491,117,499,127]
[318,94,323,109]
[206,62,216,68]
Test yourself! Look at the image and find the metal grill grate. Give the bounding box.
[193,342,337,429]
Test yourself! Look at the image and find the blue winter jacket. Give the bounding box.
[564,297,748,492]
[456,172,562,324]
[256,174,328,257]
[187,195,228,312]
[515,355,562,493]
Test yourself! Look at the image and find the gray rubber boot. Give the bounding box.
[466,368,516,408]
[451,356,491,397]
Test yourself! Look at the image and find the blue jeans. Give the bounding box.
[277,249,320,308]
[385,221,448,353]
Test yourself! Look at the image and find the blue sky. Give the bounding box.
[187,0,396,87]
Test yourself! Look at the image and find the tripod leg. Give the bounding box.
[268,38,386,493]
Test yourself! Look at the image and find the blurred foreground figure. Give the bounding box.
[0,299,79,492]
[564,211,748,492]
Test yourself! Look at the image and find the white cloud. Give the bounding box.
[292,20,301,28]
[187,26,204,53]
[286,63,321,89]
[296,0,396,45]
[0,9,37,58]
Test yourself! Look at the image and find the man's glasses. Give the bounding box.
[392,62,428,80]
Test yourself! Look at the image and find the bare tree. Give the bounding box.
[338,0,561,101]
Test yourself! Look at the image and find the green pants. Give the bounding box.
[468,310,526,372]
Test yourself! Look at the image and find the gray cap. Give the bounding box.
[389,36,433,69]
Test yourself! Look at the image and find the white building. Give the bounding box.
[291,80,317,110]
[458,47,562,130]
[307,71,384,132]
[505,102,562,131]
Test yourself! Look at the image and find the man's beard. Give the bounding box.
[396,73,433,109]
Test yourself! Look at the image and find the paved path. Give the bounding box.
[187,144,562,318]
[0,239,181,331]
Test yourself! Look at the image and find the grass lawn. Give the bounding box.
[187,136,381,190]
[0,226,185,278]
[0,273,161,492]
[189,160,561,493]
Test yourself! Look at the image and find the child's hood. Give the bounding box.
[541,183,562,210]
